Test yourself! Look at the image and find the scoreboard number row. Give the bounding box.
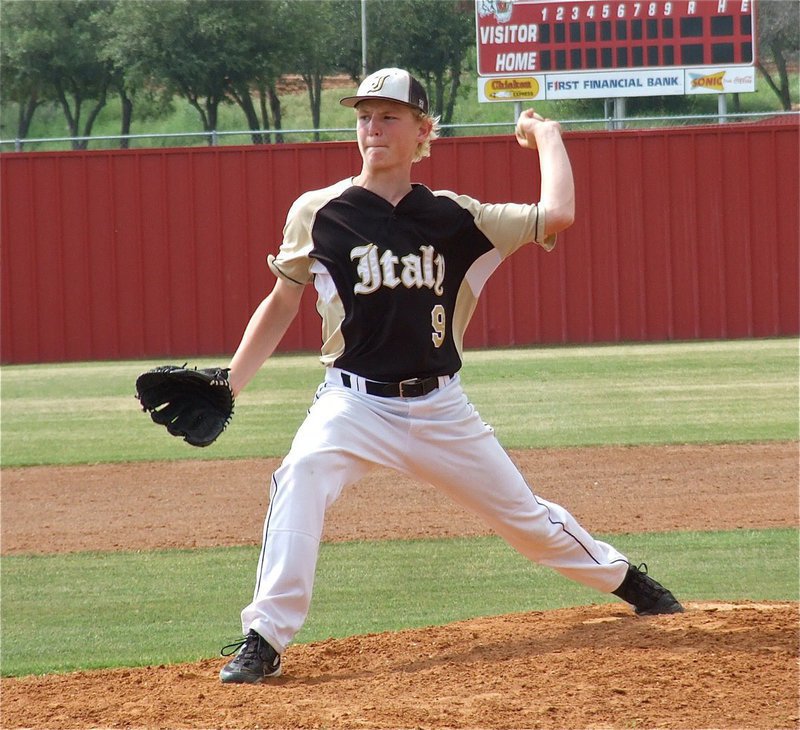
[539,1,751,21]
[542,3,676,21]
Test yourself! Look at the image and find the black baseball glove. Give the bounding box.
[135,365,234,447]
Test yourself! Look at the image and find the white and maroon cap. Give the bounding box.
[340,68,429,114]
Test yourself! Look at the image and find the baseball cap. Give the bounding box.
[340,68,429,115]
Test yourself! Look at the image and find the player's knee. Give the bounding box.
[273,451,346,506]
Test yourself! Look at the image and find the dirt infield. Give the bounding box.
[2,442,799,729]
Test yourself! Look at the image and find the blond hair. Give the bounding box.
[414,111,441,163]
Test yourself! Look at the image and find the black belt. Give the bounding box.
[340,372,450,398]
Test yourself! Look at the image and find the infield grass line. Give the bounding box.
[1,528,797,677]
[1,338,797,466]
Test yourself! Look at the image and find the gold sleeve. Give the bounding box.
[267,179,353,285]
[444,192,557,257]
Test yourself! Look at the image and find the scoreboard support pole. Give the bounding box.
[614,98,627,130]
[718,94,728,124]
[604,98,627,130]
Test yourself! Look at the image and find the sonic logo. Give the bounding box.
[690,71,726,91]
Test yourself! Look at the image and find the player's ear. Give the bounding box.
[415,113,433,143]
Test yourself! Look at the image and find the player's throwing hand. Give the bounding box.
[515,108,562,150]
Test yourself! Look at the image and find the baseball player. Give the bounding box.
[219,68,683,684]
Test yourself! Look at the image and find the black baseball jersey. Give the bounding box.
[268,179,555,382]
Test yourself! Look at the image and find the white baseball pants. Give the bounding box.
[241,370,629,653]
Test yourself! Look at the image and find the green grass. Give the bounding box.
[466,339,799,448]
[2,67,796,150]
[1,339,797,466]
[1,339,797,679]
[2,529,797,677]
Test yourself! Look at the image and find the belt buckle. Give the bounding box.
[398,377,424,398]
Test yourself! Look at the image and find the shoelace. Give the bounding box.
[220,635,251,657]
[221,631,278,668]
[632,562,668,601]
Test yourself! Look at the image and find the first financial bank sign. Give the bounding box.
[475,0,757,102]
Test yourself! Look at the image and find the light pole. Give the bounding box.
[361,0,368,78]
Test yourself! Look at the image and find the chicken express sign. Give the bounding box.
[475,0,757,102]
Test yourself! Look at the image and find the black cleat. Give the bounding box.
[612,563,685,616]
[219,629,282,683]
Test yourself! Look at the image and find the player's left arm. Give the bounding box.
[515,109,575,236]
[227,277,305,397]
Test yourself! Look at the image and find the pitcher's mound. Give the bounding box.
[3,601,797,730]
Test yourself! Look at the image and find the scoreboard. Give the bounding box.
[480,1,754,72]
[476,0,757,102]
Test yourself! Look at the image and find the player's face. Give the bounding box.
[355,100,429,170]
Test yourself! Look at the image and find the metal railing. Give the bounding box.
[1,110,796,152]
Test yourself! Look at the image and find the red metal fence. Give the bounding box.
[2,121,797,364]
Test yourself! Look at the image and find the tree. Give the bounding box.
[1,0,113,149]
[0,1,46,144]
[220,0,299,143]
[334,0,475,128]
[395,0,474,130]
[51,1,114,149]
[361,0,412,73]
[95,2,172,149]
[289,0,361,140]
[106,0,237,143]
[756,0,799,111]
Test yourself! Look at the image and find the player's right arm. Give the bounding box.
[227,277,305,396]
[515,109,575,235]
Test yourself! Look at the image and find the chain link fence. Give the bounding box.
[1,110,796,152]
